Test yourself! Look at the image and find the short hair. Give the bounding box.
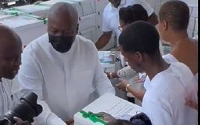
[159,0,189,31]
[119,21,160,56]
[119,4,148,25]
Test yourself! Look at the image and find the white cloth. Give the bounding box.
[0,77,20,121]
[193,34,198,41]
[102,0,154,44]
[17,34,115,125]
[163,54,198,86]
[162,53,178,63]
[142,62,198,125]
[144,53,198,89]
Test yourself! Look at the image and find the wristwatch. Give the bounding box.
[109,72,113,79]
[125,84,131,92]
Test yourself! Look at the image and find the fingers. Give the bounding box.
[66,119,74,125]
[185,99,198,110]
[14,117,30,125]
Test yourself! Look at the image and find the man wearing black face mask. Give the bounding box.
[48,35,75,53]
[17,2,115,125]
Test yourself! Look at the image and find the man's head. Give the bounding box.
[0,25,22,80]
[119,4,148,31]
[47,2,78,53]
[119,21,160,72]
[158,0,189,41]
[108,0,121,8]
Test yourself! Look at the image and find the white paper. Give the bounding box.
[74,93,142,125]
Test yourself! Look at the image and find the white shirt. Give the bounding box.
[0,77,20,121]
[144,53,198,89]
[142,62,198,125]
[193,34,198,41]
[17,34,115,125]
[102,0,154,44]
[163,54,198,87]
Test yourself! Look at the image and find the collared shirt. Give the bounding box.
[102,0,154,45]
[18,34,115,125]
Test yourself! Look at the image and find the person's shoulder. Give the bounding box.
[170,62,193,80]
[23,34,48,53]
[103,3,113,14]
[162,53,178,63]
[76,35,95,48]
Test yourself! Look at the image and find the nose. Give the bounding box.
[14,57,21,67]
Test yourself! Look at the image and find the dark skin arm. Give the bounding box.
[95,31,112,50]
[148,13,158,26]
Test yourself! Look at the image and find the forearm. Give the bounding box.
[95,32,112,50]
[127,87,145,101]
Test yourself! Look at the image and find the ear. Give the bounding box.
[135,52,144,62]
[162,20,168,31]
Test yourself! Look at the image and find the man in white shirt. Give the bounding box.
[100,21,197,125]
[0,25,30,124]
[17,2,115,125]
[157,0,198,113]
[95,0,158,50]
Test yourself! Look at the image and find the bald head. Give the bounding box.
[159,0,189,31]
[0,25,21,51]
[0,25,22,80]
[47,2,78,37]
[48,2,78,28]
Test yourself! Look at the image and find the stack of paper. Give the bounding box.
[74,93,142,125]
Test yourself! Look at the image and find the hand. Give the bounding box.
[135,74,146,83]
[14,117,31,125]
[105,72,118,79]
[65,119,74,125]
[134,76,145,83]
[116,79,129,91]
[185,99,198,111]
[105,72,112,79]
[96,112,117,124]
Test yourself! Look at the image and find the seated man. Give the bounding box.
[0,25,30,124]
[17,2,115,125]
[100,21,197,125]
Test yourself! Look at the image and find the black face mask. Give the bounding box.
[49,35,75,53]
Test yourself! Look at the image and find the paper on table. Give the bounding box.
[74,93,142,125]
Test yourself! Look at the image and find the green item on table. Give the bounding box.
[79,110,108,125]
